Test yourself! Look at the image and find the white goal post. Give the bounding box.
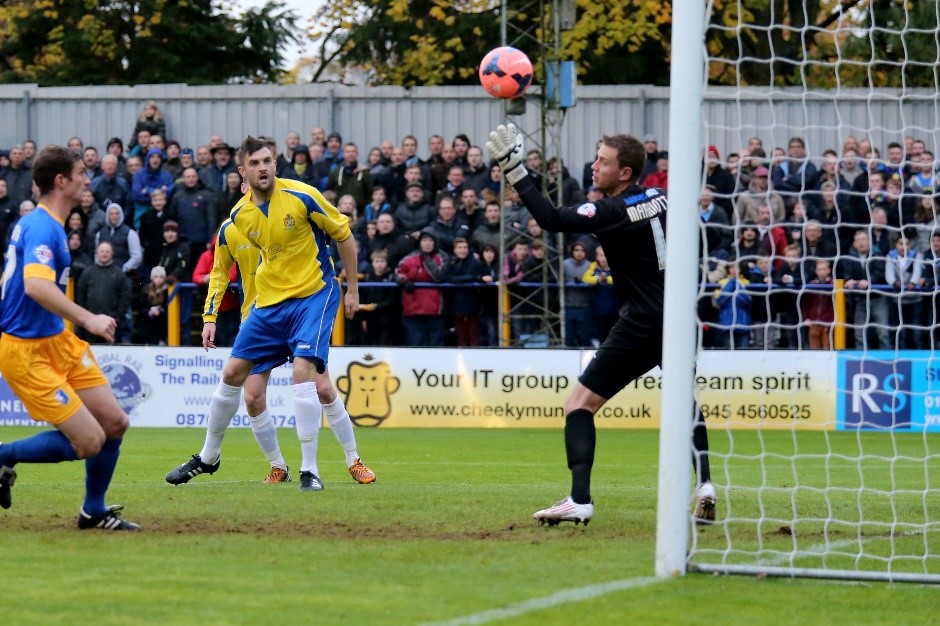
[655,0,705,578]
[657,0,940,584]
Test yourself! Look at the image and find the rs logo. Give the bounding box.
[844,359,911,429]
[851,372,906,414]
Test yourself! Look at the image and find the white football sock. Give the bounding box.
[199,381,241,464]
[293,382,320,475]
[323,397,360,467]
[249,409,287,469]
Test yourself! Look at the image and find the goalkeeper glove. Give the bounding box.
[486,123,528,186]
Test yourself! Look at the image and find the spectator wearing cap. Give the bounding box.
[164,140,184,178]
[75,240,132,345]
[734,222,762,263]
[174,148,196,186]
[0,150,9,170]
[324,132,344,169]
[395,229,447,347]
[642,151,669,190]
[106,137,127,171]
[281,143,321,187]
[734,165,785,224]
[704,144,736,220]
[91,153,133,214]
[132,147,175,230]
[199,142,237,192]
[395,181,436,242]
[159,219,195,344]
[641,134,660,180]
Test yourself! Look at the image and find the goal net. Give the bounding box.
[661,1,940,583]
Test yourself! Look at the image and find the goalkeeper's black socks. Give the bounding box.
[692,408,712,484]
[565,408,596,505]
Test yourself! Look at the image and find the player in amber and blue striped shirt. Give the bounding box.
[0,145,140,530]
[165,214,376,487]
[165,137,364,493]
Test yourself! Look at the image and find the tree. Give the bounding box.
[840,0,940,88]
[305,0,672,86]
[306,0,927,90]
[0,0,299,85]
[702,0,937,89]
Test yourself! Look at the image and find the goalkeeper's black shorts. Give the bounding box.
[578,313,663,401]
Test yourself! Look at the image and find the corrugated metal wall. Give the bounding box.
[1,83,937,170]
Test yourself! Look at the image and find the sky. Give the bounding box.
[238,0,324,68]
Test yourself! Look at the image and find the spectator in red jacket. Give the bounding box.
[193,235,240,347]
[395,230,447,346]
[641,151,668,189]
[755,203,789,268]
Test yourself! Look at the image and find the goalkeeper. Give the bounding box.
[487,125,715,525]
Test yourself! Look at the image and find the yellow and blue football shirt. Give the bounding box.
[0,205,71,338]
[203,218,260,323]
[229,177,350,308]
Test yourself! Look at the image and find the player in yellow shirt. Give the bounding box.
[0,145,139,529]
[165,215,375,486]
[165,136,361,492]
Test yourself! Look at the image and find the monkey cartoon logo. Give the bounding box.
[336,354,400,427]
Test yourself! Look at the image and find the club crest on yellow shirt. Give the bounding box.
[283,214,296,229]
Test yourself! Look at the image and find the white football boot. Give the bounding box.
[533,496,594,526]
[693,481,716,524]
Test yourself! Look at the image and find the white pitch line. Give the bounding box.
[421,576,664,626]
[428,537,874,626]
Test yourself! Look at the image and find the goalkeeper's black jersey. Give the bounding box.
[515,179,666,321]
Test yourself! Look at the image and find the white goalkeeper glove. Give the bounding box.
[486,123,528,186]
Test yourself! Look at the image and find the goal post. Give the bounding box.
[655,0,706,578]
[658,1,940,584]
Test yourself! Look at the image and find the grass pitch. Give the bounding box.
[0,426,936,625]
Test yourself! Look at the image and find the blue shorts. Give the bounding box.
[232,282,340,375]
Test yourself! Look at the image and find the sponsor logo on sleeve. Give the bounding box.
[576,203,596,217]
[33,245,54,264]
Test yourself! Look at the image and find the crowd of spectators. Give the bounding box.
[3,101,939,350]
[700,134,940,351]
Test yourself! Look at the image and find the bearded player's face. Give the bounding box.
[240,147,275,193]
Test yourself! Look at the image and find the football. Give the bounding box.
[479,47,533,99]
